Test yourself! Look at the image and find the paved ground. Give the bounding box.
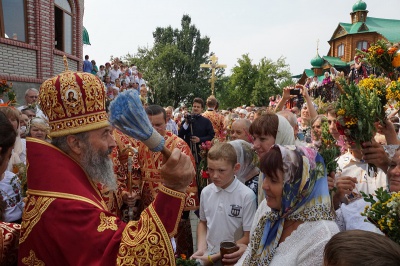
[189,210,199,251]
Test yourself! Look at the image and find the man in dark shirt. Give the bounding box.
[178,97,214,164]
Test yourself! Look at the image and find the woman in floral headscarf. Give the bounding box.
[236,145,339,265]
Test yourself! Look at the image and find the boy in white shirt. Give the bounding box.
[191,142,257,265]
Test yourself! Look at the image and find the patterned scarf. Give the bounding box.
[244,145,334,265]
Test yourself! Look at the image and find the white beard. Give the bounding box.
[80,142,117,191]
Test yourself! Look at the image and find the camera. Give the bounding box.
[185,114,196,124]
[290,88,301,96]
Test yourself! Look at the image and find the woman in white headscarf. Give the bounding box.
[249,112,295,205]
[229,140,260,199]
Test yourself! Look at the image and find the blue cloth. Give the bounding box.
[83,60,93,73]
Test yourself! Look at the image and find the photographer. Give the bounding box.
[275,85,317,143]
[178,98,215,164]
[274,85,302,113]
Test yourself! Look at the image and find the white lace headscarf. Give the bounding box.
[275,114,295,145]
[228,140,258,183]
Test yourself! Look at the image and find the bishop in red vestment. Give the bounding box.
[18,66,195,265]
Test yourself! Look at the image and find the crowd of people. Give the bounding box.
[1,53,400,265]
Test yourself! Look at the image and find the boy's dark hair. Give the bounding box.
[207,142,237,167]
[324,230,400,266]
[249,113,278,138]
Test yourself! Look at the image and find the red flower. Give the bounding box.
[336,121,345,136]
[201,170,209,179]
[377,48,385,55]
[205,141,212,150]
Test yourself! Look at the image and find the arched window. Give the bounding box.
[357,41,369,50]
[55,0,72,54]
[337,44,344,57]
[0,0,27,42]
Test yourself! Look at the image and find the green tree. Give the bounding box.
[123,15,217,107]
[251,56,293,106]
[219,54,293,108]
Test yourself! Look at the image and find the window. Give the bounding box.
[55,0,72,54]
[357,41,369,50]
[0,0,26,42]
[337,44,344,57]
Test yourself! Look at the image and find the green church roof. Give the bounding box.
[322,56,348,67]
[296,69,324,82]
[310,54,324,67]
[304,69,316,78]
[352,0,367,12]
[333,17,400,43]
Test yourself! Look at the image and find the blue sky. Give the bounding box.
[83,0,400,76]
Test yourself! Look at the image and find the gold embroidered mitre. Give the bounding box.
[38,57,109,137]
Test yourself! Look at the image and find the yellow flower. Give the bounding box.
[337,108,346,116]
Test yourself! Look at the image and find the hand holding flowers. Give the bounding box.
[361,188,400,245]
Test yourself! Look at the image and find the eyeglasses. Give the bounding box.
[28,96,38,99]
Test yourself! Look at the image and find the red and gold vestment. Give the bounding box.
[18,138,185,265]
[202,110,225,140]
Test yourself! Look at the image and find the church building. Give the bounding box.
[0,0,88,102]
[297,0,400,83]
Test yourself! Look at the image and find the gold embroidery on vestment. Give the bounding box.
[19,197,55,244]
[117,208,175,265]
[28,189,106,210]
[97,212,118,232]
[21,250,45,266]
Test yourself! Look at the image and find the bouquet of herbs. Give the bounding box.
[313,96,331,115]
[335,80,381,148]
[386,79,400,108]
[318,118,340,174]
[358,76,389,121]
[176,254,200,266]
[357,39,399,80]
[0,79,16,106]
[361,188,400,245]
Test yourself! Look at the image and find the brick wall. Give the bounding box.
[53,54,78,74]
[0,0,84,88]
[26,0,36,47]
[0,43,37,77]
